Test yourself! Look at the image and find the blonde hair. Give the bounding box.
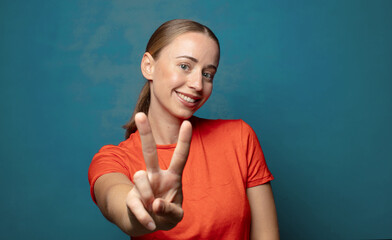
[123,19,220,139]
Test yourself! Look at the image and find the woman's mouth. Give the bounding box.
[175,91,201,107]
[177,92,196,103]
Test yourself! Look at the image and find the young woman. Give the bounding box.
[88,19,279,239]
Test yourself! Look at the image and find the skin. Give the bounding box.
[93,32,279,238]
[248,183,280,239]
[142,32,219,145]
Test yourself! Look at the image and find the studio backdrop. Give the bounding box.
[0,0,391,239]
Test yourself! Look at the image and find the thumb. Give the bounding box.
[152,198,184,223]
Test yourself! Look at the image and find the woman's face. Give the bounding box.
[146,32,220,121]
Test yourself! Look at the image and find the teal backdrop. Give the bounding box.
[1,0,391,239]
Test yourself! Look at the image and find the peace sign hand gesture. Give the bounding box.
[126,112,192,233]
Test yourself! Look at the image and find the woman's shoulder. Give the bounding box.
[95,131,142,156]
[192,116,254,137]
[192,116,253,128]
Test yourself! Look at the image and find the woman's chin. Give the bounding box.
[174,109,197,120]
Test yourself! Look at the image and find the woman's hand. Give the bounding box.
[126,112,192,232]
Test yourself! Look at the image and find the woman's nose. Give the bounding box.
[188,71,203,91]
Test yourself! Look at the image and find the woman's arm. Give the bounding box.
[93,113,192,237]
[94,172,154,236]
[247,182,280,240]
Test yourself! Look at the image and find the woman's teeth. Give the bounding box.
[178,93,196,103]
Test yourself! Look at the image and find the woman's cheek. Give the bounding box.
[204,82,213,96]
[169,72,184,86]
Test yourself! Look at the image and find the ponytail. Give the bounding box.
[123,81,150,138]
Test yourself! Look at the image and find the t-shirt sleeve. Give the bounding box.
[241,120,274,188]
[88,145,131,204]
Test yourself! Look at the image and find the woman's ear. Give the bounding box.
[141,52,155,80]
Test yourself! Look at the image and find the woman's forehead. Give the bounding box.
[161,32,220,64]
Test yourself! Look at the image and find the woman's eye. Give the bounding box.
[203,72,212,79]
[180,64,190,70]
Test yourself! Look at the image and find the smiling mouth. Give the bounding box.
[177,92,198,103]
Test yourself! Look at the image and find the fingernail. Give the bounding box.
[147,221,156,231]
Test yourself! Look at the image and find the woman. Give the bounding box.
[88,19,279,239]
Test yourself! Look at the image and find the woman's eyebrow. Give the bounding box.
[176,55,198,63]
[176,55,217,70]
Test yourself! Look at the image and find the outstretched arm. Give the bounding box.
[93,112,192,236]
[94,173,148,236]
[247,183,280,240]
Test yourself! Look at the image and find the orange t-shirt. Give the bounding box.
[88,117,274,239]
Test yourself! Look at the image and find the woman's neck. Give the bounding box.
[147,108,184,145]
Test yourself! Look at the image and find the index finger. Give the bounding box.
[135,112,160,173]
[168,120,192,175]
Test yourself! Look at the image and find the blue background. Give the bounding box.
[1,0,391,239]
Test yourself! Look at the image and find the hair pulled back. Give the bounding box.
[123,19,220,139]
